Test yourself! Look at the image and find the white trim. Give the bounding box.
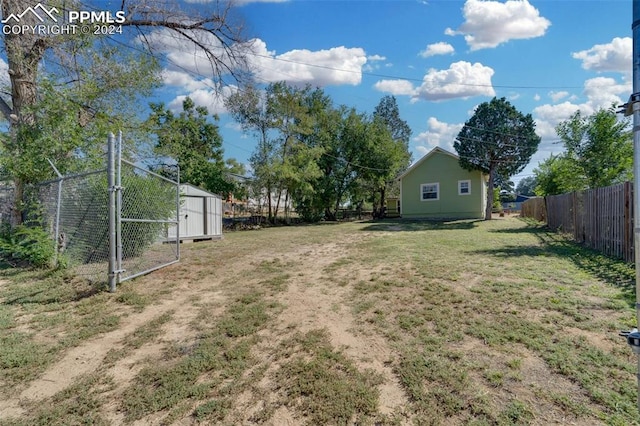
[458,180,471,195]
[420,182,439,201]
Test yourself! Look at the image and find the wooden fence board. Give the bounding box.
[521,182,633,262]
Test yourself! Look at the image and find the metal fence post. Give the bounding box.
[176,165,180,261]
[46,159,63,267]
[107,133,117,292]
[116,131,123,281]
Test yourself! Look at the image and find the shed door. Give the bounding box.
[207,196,222,236]
[183,196,205,237]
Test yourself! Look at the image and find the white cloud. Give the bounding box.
[364,54,388,72]
[548,91,569,102]
[532,77,629,140]
[414,117,463,154]
[419,42,454,58]
[249,39,368,86]
[373,79,415,96]
[413,61,495,101]
[446,0,551,50]
[373,61,495,101]
[534,94,541,101]
[166,85,236,115]
[572,37,632,74]
[533,101,585,139]
[137,27,248,78]
[368,54,386,61]
[582,76,629,108]
[138,31,368,115]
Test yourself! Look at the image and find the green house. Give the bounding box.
[399,147,487,220]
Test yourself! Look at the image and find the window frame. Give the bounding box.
[420,182,439,201]
[458,180,471,196]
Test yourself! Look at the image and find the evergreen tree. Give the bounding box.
[454,97,540,220]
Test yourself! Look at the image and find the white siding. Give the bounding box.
[168,184,223,240]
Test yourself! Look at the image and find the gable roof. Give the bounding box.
[398,146,460,180]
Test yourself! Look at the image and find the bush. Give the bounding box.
[0,223,55,268]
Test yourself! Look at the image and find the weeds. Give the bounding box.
[1,217,638,424]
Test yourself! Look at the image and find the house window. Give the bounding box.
[458,180,471,195]
[421,183,439,201]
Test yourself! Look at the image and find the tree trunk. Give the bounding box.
[2,0,48,225]
[485,168,495,220]
[267,185,273,223]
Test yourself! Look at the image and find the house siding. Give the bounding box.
[400,149,485,219]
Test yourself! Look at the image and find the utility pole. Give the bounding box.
[620,0,640,413]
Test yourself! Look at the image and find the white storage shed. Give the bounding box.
[168,184,223,242]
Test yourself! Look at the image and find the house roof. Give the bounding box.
[398,146,461,180]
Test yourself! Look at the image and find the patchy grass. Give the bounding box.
[275,329,383,425]
[0,217,638,425]
[119,291,278,423]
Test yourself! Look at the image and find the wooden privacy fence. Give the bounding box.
[521,182,633,262]
[521,197,546,222]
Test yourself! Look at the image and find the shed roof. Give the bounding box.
[180,183,221,198]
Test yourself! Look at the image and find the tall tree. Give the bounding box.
[555,108,632,188]
[225,84,277,219]
[265,82,317,220]
[454,97,540,220]
[515,176,537,196]
[147,97,233,196]
[1,0,251,224]
[372,96,412,216]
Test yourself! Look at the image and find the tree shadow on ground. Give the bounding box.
[360,218,482,233]
[475,222,635,307]
[0,265,105,306]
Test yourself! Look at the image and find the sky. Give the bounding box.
[5,0,637,186]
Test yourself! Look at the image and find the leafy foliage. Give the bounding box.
[0,223,55,268]
[226,83,412,222]
[1,0,250,224]
[535,108,632,196]
[147,97,234,196]
[515,176,537,196]
[454,97,540,219]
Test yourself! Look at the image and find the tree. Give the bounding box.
[454,97,540,220]
[533,107,632,196]
[533,155,586,196]
[555,108,632,188]
[515,176,537,195]
[225,84,277,219]
[1,0,251,224]
[147,97,233,196]
[371,96,412,216]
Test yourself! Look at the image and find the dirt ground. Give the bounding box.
[0,227,414,424]
[0,219,635,425]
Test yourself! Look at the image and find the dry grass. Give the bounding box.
[0,217,638,425]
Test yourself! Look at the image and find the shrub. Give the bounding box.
[0,223,55,268]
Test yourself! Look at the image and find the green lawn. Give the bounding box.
[0,217,638,425]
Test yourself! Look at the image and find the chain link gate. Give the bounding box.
[108,132,180,291]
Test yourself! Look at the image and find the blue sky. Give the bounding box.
[184,0,629,186]
[10,0,635,186]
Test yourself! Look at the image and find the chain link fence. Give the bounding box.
[117,159,179,283]
[37,170,111,282]
[0,133,180,289]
